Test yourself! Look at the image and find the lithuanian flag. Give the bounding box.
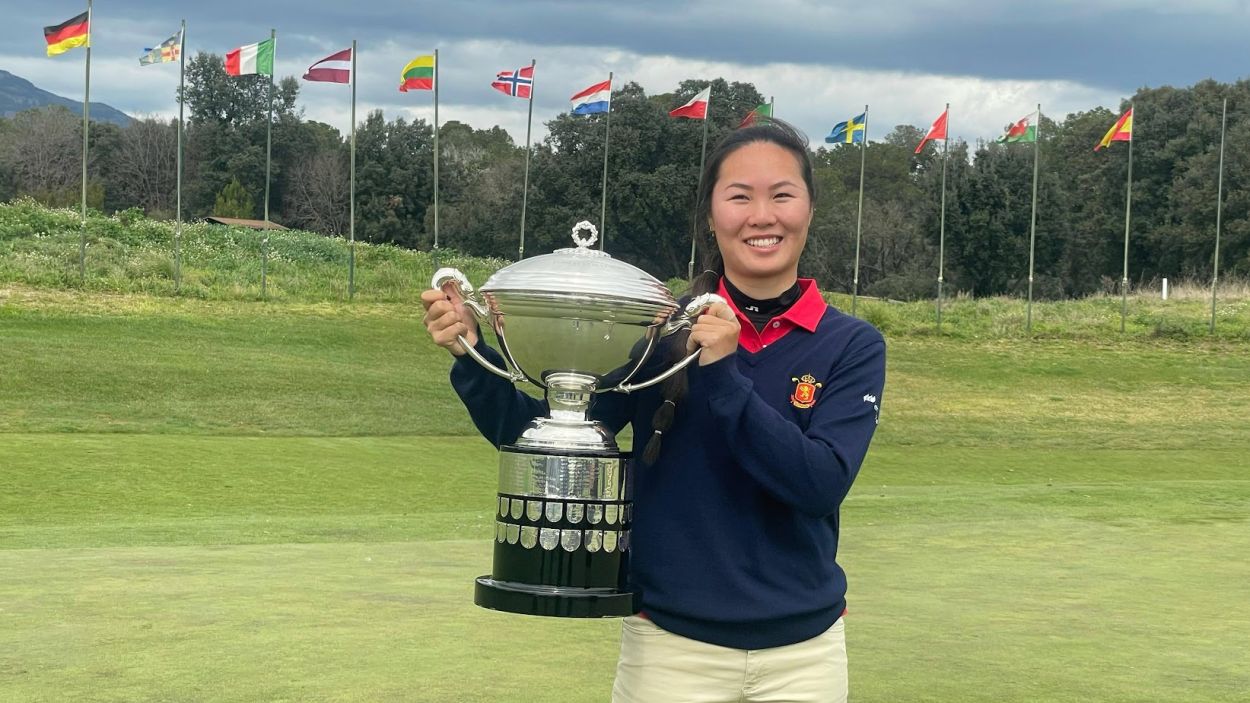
[399,55,435,92]
[1095,107,1133,151]
[45,11,90,57]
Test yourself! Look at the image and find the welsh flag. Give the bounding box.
[225,38,274,76]
[997,113,1037,144]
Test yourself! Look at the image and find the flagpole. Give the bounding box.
[79,0,93,280]
[599,71,613,251]
[1120,103,1134,333]
[1210,95,1227,335]
[852,104,868,316]
[433,48,440,260]
[1026,104,1041,334]
[688,91,711,280]
[937,103,949,332]
[518,58,536,261]
[264,29,275,224]
[256,28,273,297]
[262,28,275,298]
[175,19,185,294]
[348,39,357,300]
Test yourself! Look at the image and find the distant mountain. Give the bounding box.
[0,69,132,126]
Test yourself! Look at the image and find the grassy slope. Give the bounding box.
[2,197,1248,340]
[2,198,1249,701]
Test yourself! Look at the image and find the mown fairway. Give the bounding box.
[2,286,1248,702]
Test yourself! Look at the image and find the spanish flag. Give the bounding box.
[45,11,90,57]
[1095,107,1133,151]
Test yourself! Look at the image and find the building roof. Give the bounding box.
[204,216,288,231]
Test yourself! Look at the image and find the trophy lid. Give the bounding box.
[480,222,675,308]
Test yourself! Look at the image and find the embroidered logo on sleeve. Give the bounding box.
[790,374,823,409]
[864,393,880,424]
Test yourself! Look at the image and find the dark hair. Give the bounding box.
[642,118,816,464]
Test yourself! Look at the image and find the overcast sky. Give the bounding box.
[3,0,1248,146]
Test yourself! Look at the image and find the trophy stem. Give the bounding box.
[546,372,597,423]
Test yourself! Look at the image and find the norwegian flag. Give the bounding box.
[491,65,534,99]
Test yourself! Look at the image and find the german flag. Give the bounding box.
[45,11,90,57]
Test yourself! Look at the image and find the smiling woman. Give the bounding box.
[422,119,888,703]
[604,119,885,703]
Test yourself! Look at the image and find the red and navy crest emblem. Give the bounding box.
[790,374,823,409]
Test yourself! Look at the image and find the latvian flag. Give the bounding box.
[303,48,351,84]
[44,12,89,57]
[571,79,611,115]
[492,65,534,99]
[225,38,274,76]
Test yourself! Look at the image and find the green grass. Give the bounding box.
[0,197,504,303]
[2,434,1247,701]
[4,197,1249,340]
[2,204,1250,700]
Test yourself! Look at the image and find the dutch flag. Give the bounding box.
[571,79,612,115]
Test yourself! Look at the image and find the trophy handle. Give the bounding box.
[615,293,728,394]
[432,267,525,383]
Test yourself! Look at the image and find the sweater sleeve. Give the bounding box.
[449,338,548,448]
[689,332,886,517]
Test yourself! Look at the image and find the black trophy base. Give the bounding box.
[475,576,636,618]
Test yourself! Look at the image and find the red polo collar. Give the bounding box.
[716,277,827,353]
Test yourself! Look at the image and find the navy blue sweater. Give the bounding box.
[450,302,886,650]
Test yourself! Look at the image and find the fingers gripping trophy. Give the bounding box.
[432,221,725,618]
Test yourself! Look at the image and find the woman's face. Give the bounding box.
[709,141,813,287]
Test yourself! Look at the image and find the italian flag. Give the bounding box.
[225,38,274,76]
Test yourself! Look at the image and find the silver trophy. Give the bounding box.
[433,221,723,617]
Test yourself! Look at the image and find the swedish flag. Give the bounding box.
[825,113,867,144]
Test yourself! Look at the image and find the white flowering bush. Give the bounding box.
[0,198,508,302]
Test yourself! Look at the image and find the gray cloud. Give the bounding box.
[1,0,1242,145]
[21,0,1238,85]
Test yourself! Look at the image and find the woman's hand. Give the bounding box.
[420,285,480,357]
[686,302,740,366]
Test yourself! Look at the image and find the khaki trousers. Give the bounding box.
[611,616,848,703]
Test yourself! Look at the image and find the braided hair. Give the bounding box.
[641,119,815,465]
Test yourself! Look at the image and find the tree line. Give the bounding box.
[0,52,1246,299]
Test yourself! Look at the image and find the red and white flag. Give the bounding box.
[491,65,534,98]
[915,108,949,154]
[669,87,710,120]
[302,48,352,84]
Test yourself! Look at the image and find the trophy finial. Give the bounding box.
[571,221,599,249]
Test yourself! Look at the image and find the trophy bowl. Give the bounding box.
[432,222,723,617]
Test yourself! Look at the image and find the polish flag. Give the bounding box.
[669,87,710,120]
